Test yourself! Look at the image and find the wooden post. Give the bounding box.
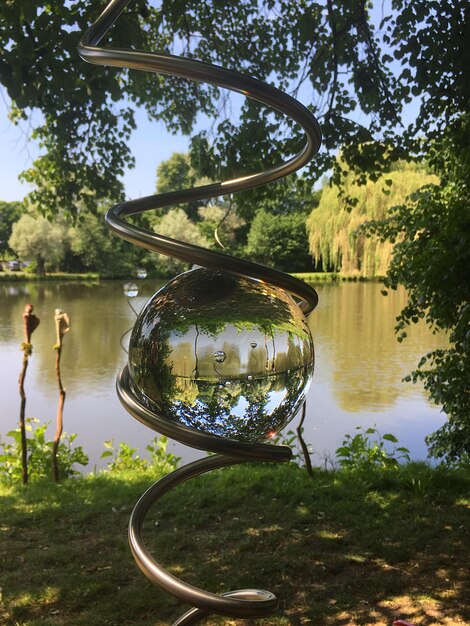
[19,304,40,485]
[297,401,313,478]
[52,309,70,482]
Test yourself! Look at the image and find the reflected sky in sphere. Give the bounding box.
[128,268,314,442]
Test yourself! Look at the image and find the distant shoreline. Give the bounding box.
[0,271,100,282]
[291,271,385,283]
[0,270,385,283]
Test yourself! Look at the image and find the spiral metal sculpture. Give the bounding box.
[79,1,321,623]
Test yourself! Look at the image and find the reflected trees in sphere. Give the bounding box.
[128,268,314,443]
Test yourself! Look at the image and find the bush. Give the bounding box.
[101,436,180,474]
[335,426,410,471]
[0,418,88,482]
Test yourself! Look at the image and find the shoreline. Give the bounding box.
[0,270,385,283]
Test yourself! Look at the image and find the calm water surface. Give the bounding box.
[0,280,446,468]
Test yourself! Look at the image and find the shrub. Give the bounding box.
[336,426,410,470]
[101,436,180,474]
[0,418,88,482]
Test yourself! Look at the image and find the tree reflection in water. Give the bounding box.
[129,268,314,442]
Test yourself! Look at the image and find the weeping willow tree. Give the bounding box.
[307,161,438,277]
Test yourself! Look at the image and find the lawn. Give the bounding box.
[1,462,469,626]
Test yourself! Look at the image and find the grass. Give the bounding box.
[0,462,469,626]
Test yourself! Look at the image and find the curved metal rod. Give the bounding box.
[78,0,321,314]
[79,1,321,623]
[117,365,292,461]
[129,454,286,621]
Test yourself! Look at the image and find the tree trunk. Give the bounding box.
[297,402,313,478]
[36,255,46,276]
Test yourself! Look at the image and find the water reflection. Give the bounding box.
[0,281,160,392]
[309,283,446,412]
[0,280,447,466]
[129,269,314,442]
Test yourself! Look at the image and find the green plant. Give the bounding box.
[146,435,180,473]
[23,261,37,274]
[101,436,180,473]
[399,462,435,498]
[0,418,88,482]
[271,429,302,462]
[335,426,410,471]
[101,441,147,472]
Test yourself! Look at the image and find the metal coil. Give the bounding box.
[79,1,321,623]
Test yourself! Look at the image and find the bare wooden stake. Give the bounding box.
[297,401,314,478]
[52,309,70,482]
[18,304,40,485]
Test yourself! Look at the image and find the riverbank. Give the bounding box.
[0,270,384,283]
[291,271,385,283]
[1,462,468,626]
[0,271,100,282]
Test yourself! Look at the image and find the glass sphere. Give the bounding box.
[128,268,314,443]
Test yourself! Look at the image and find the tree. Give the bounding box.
[0,200,25,260]
[307,161,438,276]
[68,210,138,277]
[366,129,470,463]
[9,214,68,275]
[359,2,470,462]
[245,210,313,273]
[155,153,210,220]
[0,2,142,215]
[197,204,245,253]
[0,0,441,215]
[156,153,195,195]
[152,208,210,276]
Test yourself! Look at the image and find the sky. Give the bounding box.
[0,88,312,204]
[0,94,193,203]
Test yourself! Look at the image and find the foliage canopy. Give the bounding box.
[9,213,68,275]
[0,200,25,260]
[366,129,470,462]
[307,161,438,276]
[1,0,465,215]
[246,209,313,272]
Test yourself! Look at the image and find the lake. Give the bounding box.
[0,279,446,469]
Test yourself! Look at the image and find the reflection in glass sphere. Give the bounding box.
[128,268,314,443]
[124,282,139,297]
[213,351,227,364]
